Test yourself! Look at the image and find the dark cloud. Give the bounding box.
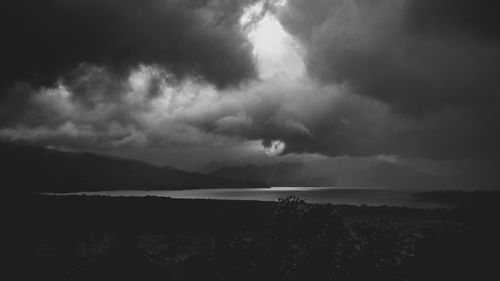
[278,0,500,115]
[268,0,500,159]
[0,0,257,91]
[1,0,499,171]
[406,0,500,42]
[1,62,498,162]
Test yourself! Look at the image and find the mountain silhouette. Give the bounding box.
[209,161,444,189]
[210,162,321,186]
[0,142,266,193]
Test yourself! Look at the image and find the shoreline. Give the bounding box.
[42,187,453,209]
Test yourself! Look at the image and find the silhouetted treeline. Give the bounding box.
[2,195,500,281]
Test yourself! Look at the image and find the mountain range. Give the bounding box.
[206,160,449,189]
[1,142,265,193]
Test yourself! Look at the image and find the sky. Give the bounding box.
[0,0,499,188]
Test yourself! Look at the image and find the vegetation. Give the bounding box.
[3,194,499,281]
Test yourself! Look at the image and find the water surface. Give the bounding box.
[67,187,445,209]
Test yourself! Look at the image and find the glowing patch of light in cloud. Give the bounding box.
[264,140,286,156]
[242,1,304,80]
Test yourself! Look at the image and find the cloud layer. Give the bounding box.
[276,0,500,157]
[1,0,500,169]
[279,0,500,115]
[0,0,257,90]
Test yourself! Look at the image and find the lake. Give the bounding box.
[66,187,446,209]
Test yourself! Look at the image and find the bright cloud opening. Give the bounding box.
[264,140,286,156]
[241,1,304,80]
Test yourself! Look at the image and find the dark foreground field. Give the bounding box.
[2,193,500,281]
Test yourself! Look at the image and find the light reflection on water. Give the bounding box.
[63,187,445,209]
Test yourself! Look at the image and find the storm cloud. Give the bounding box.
[272,0,500,158]
[1,0,500,170]
[3,62,495,160]
[278,0,500,115]
[0,0,257,90]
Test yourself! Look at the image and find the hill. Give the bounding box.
[209,161,440,188]
[0,142,266,193]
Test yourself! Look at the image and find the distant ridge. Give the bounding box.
[196,161,229,174]
[210,162,315,186]
[0,142,267,194]
[209,161,440,189]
